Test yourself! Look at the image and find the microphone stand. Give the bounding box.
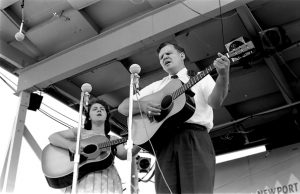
[71,91,89,194]
[125,72,139,194]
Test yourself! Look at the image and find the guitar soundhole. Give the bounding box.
[83,144,97,154]
[161,95,173,110]
[154,94,173,122]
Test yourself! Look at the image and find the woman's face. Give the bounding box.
[89,103,107,122]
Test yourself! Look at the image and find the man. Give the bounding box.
[118,42,230,193]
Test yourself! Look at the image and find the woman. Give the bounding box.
[48,98,140,193]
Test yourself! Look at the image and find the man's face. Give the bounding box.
[158,44,185,75]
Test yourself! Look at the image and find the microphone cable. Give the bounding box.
[134,93,173,194]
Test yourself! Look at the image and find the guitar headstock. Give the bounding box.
[226,41,255,59]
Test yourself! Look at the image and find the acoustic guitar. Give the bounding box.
[131,42,255,152]
[41,135,127,188]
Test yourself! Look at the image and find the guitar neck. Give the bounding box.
[172,64,215,100]
[170,41,255,100]
[98,137,128,149]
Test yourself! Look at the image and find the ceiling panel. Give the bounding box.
[175,13,251,63]
[224,65,280,105]
[9,0,72,28]
[250,0,300,29]
[70,60,130,96]
[26,9,98,57]
[0,0,18,9]
[0,10,19,42]
[84,0,152,30]
[226,92,286,119]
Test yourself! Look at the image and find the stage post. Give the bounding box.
[126,64,141,194]
[71,83,92,194]
[3,91,30,192]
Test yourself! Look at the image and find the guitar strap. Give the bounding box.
[185,69,197,97]
[182,69,197,110]
[187,69,197,77]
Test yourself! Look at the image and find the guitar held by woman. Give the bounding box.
[42,98,140,193]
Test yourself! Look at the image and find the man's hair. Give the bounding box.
[156,42,185,54]
[84,98,111,136]
[156,42,189,62]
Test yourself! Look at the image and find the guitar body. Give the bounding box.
[132,79,195,152]
[41,135,114,189]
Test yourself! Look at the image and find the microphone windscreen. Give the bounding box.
[129,64,141,74]
[81,83,92,93]
[15,32,25,41]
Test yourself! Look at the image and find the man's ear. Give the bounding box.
[180,52,186,60]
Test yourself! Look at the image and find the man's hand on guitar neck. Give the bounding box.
[208,52,230,109]
[214,52,230,77]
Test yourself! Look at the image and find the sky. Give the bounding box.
[0,67,155,194]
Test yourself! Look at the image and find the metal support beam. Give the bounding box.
[211,101,300,137]
[236,5,295,103]
[2,91,30,193]
[236,5,262,37]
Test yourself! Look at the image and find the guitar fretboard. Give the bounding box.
[170,41,255,100]
[98,138,128,149]
[171,64,215,100]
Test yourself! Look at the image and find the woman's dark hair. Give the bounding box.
[83,98,111,137]
[156,42,189,62]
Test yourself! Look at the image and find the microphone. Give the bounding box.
[129,64,141,74]
[81,83,92,106]
[129,64,141,91]
[81,83,92,93]
[15,0,25,42]
[15,22,25,41]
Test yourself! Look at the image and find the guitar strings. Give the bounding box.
[134,93,173,194]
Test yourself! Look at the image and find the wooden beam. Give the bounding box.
[3,91,30,193]
[0,142,10,192]
[23,126,42,160]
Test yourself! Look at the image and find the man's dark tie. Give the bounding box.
[171,75,178,79]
